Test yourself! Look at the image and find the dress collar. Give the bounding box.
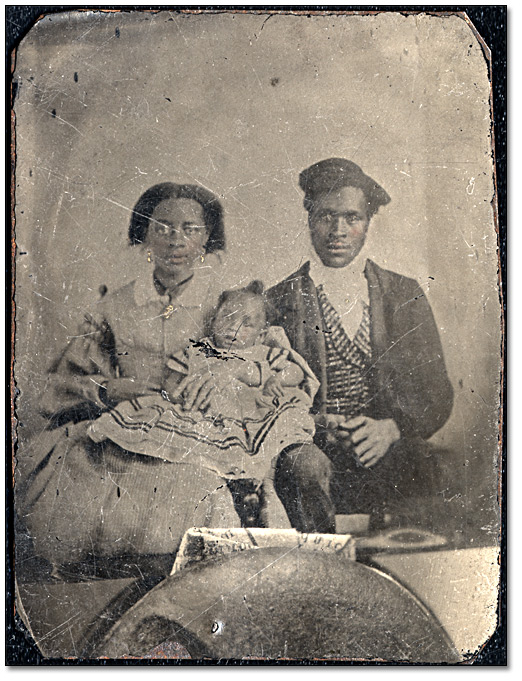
[133,263,167,306]
[133,252,223,307]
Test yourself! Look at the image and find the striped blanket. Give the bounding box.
[88,333,318,481]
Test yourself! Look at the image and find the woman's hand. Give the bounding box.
[170,365,231,412]
[337,416,400,468]
[171,358,265,412]
[104,377,162,404]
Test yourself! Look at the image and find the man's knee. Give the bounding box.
[277,443,332,490]
[275,443,336,534]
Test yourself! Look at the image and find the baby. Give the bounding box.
[89,281,319,528]
[164,280,307,411]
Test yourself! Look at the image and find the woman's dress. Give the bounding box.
[21,255,241,573]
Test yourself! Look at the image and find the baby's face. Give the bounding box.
[212,294,266,349]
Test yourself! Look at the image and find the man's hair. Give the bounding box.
[128,182,225,252]
[299,158,391,218]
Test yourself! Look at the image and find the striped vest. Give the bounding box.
[316,285,371,417]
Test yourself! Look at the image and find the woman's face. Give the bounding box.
[146,197,209,274]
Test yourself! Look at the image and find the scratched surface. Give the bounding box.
[11,10,501,663]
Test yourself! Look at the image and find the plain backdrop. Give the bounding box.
[13,10,501,530]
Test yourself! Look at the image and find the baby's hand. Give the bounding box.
[263,374,285,399]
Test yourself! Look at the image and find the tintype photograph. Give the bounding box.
[10,8,504,663]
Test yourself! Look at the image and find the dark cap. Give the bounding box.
[299,158,391,216]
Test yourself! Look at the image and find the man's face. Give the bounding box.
[308,186,370,268]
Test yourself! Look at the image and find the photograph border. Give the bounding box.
[5,4,507,666]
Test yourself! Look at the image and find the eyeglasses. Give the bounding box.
[151,223,208,239]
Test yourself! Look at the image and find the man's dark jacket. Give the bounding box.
[267,260,453,440]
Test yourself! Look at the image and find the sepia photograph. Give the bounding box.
[9,7,504,664]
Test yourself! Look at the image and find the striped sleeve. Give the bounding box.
[166,348,190,375]
[266,347,290,369]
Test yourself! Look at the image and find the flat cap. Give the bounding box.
[299,158,391,214]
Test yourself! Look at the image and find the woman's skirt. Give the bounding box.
[20,421,240,574]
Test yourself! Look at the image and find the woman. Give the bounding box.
[22,183,241,576]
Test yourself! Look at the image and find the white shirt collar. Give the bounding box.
[308,248,369,303]
[306,248,369,340]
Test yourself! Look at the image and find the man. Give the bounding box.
[268,158,454,533]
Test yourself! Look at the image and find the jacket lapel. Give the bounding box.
[292,264,328,413]
[365,259,387,358]
[364,259,393,419]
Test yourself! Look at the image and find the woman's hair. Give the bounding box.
[128,182,225,253]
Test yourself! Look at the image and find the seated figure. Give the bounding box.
[89,281,320,528]
[267,158,454,532]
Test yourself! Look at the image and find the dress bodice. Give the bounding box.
[94,253,226,384]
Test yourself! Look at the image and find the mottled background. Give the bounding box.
[14,11,500,532]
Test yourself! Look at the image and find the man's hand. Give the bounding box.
[104,377,161,403]
[315,413,346,430]
[338,416,400,468]
[315,413,346,445]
